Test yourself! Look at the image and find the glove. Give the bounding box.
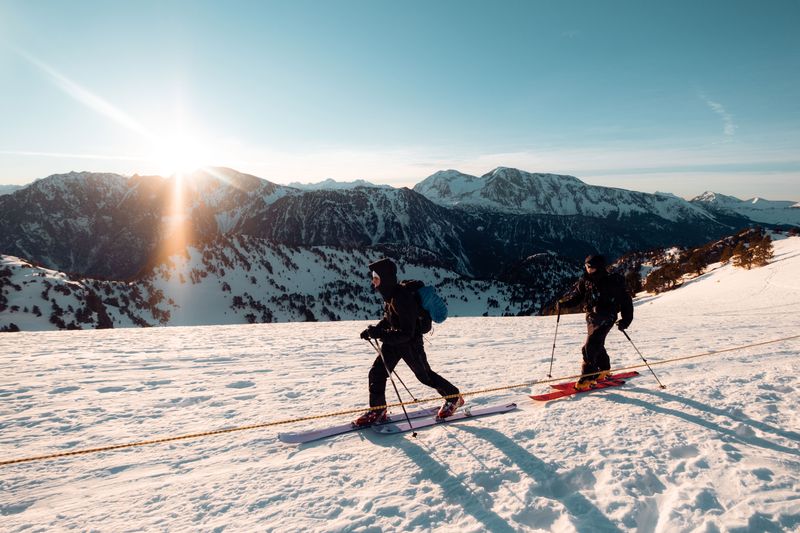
[616,318,631,331]
[360,326,382,340]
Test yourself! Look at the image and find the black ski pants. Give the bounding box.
[579,319,614,382]
[368,338,459,408]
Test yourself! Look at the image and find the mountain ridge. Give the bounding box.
[414,166,718,223]
[0,166,791,288]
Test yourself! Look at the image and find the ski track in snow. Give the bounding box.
[1,238,800,531]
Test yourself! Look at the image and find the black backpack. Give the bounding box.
[400,280,447,334]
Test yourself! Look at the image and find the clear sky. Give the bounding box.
[1,0,798,200]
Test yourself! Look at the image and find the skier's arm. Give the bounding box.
[360,305,394,340]
[558,279,585,309]
[617,282,634,329]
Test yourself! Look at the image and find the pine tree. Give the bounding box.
[731,242,750,269]
[687,251,707,276]
[719,245,733,264]
[644,263,681,293]
[625,270,643,296]
[752,235,774,267]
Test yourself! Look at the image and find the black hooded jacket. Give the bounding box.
[561,269,633,326]
[369,258,419,346]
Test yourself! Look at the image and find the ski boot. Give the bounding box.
[352,408,387,427]
[574,379,596,391]
[437,395,465,419]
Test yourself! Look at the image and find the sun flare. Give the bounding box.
[152,132,211,177]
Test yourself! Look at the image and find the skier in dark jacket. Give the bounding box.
[558,254,633,390]
[355,257,463,426]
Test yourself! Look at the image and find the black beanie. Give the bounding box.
[585,254,607,269]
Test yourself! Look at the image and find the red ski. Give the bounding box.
[548,370,641,390]
[531,371,640,401]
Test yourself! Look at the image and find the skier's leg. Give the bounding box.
[403,339,459,398]
[579,330,599,383]
[582,321,613,382]
[598,345,611,372]
[368,344,402,407]
[404,339,463,418]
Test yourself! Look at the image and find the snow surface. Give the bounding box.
[2,238,800,531]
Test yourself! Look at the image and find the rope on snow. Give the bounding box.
[2,333,799,467]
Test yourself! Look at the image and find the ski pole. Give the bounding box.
[367,339,418,401]
[368,339,417,437]
[547,307,561,378]
[621,330,666,389]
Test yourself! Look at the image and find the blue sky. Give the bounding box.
[1,0,798,199]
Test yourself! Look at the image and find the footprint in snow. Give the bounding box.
[0,500,36,516]
[107,464,134,475]
[226,380,255,389]
[143,380,172,387]
[49,386,80,395]
[0,387,31,397]
[694,488,723,512]
[97,386,126,393]
[668,444,699,459]
[722,443,743,461]
[752,467,773,481]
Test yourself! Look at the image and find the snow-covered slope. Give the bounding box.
[691,191,800,227]
[2,237,798,531]
[415,167,715,223]
[0,235,538,331]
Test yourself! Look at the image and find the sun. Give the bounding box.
[151,131,211,177]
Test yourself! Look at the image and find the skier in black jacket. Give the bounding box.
[558,254,633,390]
[355,257,462,426]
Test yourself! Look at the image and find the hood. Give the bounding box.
[369,257,398,300]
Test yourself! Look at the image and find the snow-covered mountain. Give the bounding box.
[0,235,540,331]
[414,167,714,223]
[691,191,800,227]
[2,168,741,283]
[286,178,391,190]
[0,171,153,278]
[0,184,23,195]
[234,187,477,274]
[0,169,297,278]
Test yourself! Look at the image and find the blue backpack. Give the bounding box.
[418,285,448,324]
[401,280,447,333]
